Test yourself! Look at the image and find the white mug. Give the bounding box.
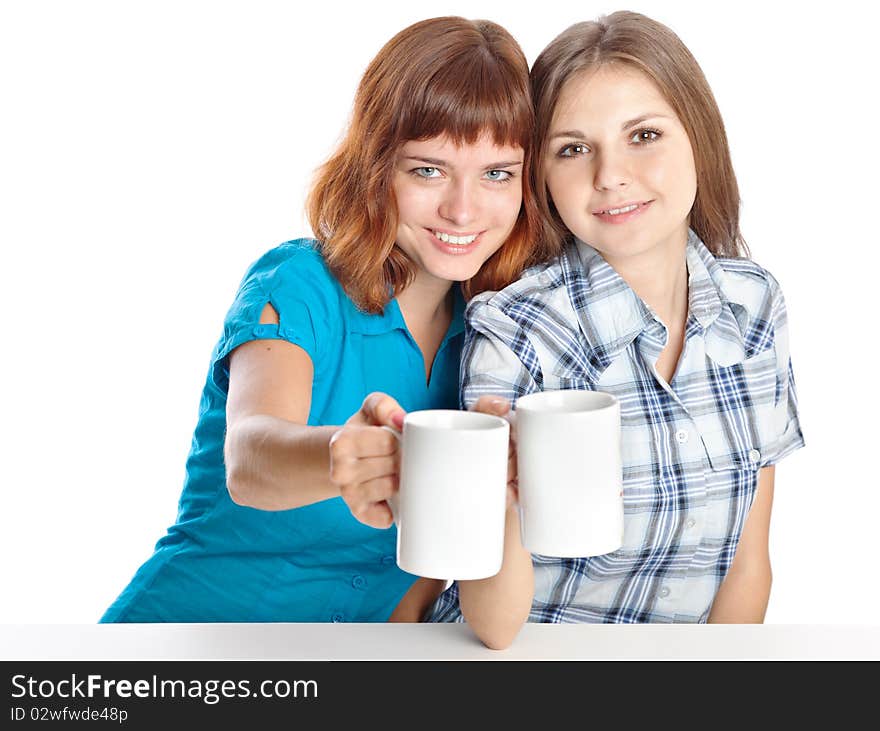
[385,410,509,580]
[514,390,623,557]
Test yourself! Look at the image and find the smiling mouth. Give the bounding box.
[593,200,653,215]
[602,204,639,216]
[431,229,480,245]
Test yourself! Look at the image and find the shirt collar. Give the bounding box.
[563,238,652,375]
[684,230,755,365]
[685,229,751,325]
[564,230,753,373]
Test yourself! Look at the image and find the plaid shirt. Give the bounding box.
[427,231,804,623]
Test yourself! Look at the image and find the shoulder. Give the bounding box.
[213,238,352,375]
[713,255,795,368]
[715,256,787,322]
[715,256,780,288]
[222,238,349,346]
[231,238,353,321]
[467,256,567,328]
[240,238,339,295]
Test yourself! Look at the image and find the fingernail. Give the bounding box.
[391,411,405,429]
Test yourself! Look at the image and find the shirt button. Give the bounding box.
[686,517,696,529]
[749,449,761,463]
[381,555,395,566]
[659,586,671,599]
[331,613,345,623]
[351,575,367,590]
[675,429,689,444]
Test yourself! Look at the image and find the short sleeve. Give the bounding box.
[423,581,466,623]
[759,274,805,467]
[460,297,542,409]
[209,240,341,393]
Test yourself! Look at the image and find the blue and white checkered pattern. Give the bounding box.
[427,231,804,624]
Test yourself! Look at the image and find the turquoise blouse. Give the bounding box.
[100,239,464,623]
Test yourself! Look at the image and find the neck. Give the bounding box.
[395,269,454,328]
[604,233,689,330]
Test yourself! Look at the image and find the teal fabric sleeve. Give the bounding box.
[210,239,340,393]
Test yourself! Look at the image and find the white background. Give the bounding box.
[1,0,877,626]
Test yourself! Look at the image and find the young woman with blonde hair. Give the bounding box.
[429,10,804,626]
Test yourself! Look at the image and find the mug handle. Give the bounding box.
[381,425,401,525]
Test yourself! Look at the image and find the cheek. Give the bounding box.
[640,155,669,190]
[485,185,523,231]
[392,183,430,223]
[545,166,582,217]
[645,148,697,207]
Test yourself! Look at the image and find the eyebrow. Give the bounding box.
[621,113,671,129]
[549,114,673,140]
[548,130,586,141]
[403,156,523,169]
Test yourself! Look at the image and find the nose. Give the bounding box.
[438,179,478,227]
[593,149,631,191]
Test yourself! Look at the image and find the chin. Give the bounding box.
[581,229,661,258]
[427,261,483,283]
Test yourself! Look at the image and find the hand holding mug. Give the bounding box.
[469,396,518,509]
[328,392,406,529]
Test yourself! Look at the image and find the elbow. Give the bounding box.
[463,610,523,650]
[463,603,531,651]
[223,427,257,507]
[476,625,522,651]
[226,462,256,508]
[224,461,254,507]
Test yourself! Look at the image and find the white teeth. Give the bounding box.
[434,230,478,245]
[605,204,639,216]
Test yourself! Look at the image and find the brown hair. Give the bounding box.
[307,17,548,313]
[530,10,748,258]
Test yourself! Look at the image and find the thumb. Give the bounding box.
[356,391,406,429]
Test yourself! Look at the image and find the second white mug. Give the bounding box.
[515,389,624,558]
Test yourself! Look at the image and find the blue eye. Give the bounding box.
[558,143,589,158]
[412,167,441,178]
[630,128,661,144]
[484,170,512,182]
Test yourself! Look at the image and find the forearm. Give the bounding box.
[388,578,447,622]
[707,561,772,623]
[708,466,776,623]
[458,506,533,650]
[224,414,341,510]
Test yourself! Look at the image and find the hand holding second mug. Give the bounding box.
[329,392,405,528]
[469,396,518,509]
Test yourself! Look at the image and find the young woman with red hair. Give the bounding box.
[101,17,548,647]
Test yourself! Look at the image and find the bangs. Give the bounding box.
[394,49,532,149]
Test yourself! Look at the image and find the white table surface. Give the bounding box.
[2,623,879,661]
